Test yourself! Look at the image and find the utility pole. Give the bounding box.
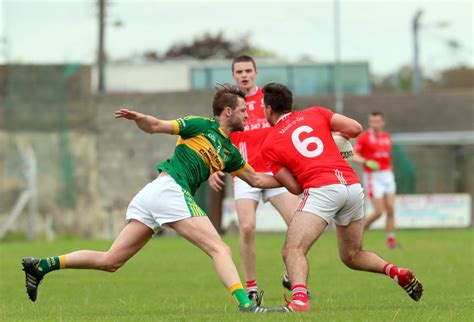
[98,0,106,93]
[334,0,344,114]
[412,9,423,93]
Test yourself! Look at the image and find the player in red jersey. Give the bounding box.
[260,83,423,313]
[209,56,300,303]
[353,112,398,248]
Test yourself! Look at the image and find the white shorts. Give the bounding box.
[233,174,288,202]
[297,184,365,226]
[126,175,206,231]
[363,170,396,200]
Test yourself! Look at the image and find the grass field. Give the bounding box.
[1,229,473,321]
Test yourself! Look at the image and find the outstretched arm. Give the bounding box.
[237,166,302,195]
[114,108,175,134]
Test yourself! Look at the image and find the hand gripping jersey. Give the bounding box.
[157,116,250,195]
[354,130,393,172]
[261,107,359,190]
[230,88,272,172]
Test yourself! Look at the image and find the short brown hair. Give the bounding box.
[370,111,384,118]
[263,83,293,114]
[232,55,257,72]
[212,84,246,116]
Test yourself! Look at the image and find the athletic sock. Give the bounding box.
[292,284,308,305]
[229,283,253,309]
[383,263,399,280]
[35,256,66,277]
[387,233,396,247]
[246,280,258,294]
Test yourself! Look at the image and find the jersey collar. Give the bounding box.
[246,86,258,97]
[214,117,229,138]
[275,112,292,125]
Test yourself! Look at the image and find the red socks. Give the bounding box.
[292,284,308,304]
[246,280,258,293]
[383,263,399,279]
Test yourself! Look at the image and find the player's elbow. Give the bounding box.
[250,176,263,189]
[287,185,302,195]
[345,121,363,138]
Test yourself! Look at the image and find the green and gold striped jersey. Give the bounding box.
[157,116,250,196]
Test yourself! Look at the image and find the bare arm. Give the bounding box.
[330,113,363,138]
[237,166,282,190]
[352,152,380,169]
[237,166,302,195]
[273,167,303,195]
[351,153,366,164]
[114,108,175,134]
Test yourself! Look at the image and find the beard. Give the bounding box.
[230,117,245,132]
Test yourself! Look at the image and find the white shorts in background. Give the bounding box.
[363,170,396,200]
[297,184,365,226]
[126,175,206,231]
[233,174,288,202]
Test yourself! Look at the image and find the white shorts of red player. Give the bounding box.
[297,184,365,226]
[363,170,396,200]
[233,173,288,202]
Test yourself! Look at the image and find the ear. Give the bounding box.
[225,106,233,116]
[265,104,273,115]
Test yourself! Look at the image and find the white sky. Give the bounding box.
[1,0,473,76]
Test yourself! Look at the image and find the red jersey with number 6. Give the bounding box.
[261,107,360,190]
[230,88,272,172]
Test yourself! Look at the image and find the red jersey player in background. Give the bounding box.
[260,83,423,313]
[209,56,300,303]
[353,112,398,248]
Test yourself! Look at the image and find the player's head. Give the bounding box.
[262,83,293,126]
[368,111,385,133]
[213,84,248,131]
[232,55,257,93]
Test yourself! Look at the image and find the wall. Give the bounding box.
[1,63,472,238]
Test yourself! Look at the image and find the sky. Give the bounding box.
[1,0,473,76]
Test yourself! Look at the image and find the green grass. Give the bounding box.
[1,229,473,321]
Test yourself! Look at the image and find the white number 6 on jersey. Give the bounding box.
[291,126,324,158]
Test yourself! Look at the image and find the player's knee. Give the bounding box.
[282,244,303,262]
[211,242,232,259]
[101,253,125,272]
[239,224,256,243]
[372,210,384,218]
[340,250,360,269]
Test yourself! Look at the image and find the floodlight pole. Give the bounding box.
[412,9,423,93]
[334,0,344,114]
[98,0,106,93]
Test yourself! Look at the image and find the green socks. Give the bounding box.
[229,283,253,309]
[36,256,65,277]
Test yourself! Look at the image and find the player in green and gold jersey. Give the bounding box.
[21,85,301,313]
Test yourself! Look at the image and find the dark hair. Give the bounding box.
[212,84,246,116]
[232,55,257,72]
[262,83,293,114]
[370,111,384,118]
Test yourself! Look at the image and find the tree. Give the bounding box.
[432,66,474,89]
[143,31,278,61]
[165,31,248,59]
[373,65,413,92]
